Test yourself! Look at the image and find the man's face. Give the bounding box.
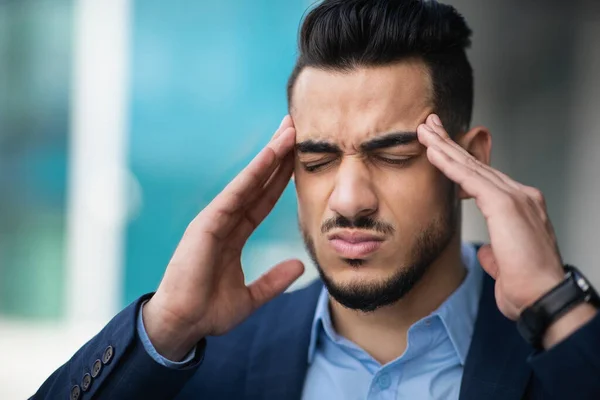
[291,60,459,312]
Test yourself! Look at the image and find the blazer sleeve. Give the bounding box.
[31,293,205,400]
[528,311,600,400]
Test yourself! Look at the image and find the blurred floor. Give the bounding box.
[0,319,105,399]
[0,247,318,399]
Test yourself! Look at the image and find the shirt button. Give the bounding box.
[377,373,391,390]
[102,345,114,365]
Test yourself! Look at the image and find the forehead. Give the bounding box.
[291,60,433,145]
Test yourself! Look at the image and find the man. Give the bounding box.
[34,1,600,399]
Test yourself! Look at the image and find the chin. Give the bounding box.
[324,260,401,288]
[316,255,432,312]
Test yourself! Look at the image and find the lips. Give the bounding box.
[327,231,384,259]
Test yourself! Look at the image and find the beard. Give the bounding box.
[301,187,457,313]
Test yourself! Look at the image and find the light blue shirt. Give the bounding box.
[301,242,482,400]
[138,242,482,398]
[138,301,197,368]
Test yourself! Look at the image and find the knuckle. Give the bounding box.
[186,213,205,233]
[442,137,455,147]
[540,210,550,224]
[496,192,519,211]
[266,194,278,209]
[529,187,545,203]
[525,195,538,212]
[464,155,480,169]
[244,211,260,231]
[459,167,478,186]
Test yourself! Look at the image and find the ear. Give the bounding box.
[455,126,492,199]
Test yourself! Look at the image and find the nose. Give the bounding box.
[328,157,378,220]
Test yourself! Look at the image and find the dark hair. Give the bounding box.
[287,0,473,136]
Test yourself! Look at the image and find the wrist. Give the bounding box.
[542,302,597,349]
[519,273,564,313]
[142,300,204,361]
[517,264,600,349]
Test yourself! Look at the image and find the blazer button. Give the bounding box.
[81,373,92,392]
[91,359,102,378]
[102,345,114,365]
[70,385,81,400]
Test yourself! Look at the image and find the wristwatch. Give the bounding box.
[517,264,600,349]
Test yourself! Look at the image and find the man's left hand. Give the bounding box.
[416,114,592,334]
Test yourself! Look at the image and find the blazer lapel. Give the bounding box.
[244,281,323,400]
[460,273,533,400]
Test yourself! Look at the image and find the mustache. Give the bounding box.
[321,215,395,235]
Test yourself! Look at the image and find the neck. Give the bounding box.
[328,235,466,364]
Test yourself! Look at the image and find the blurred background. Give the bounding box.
[1,0,599,397]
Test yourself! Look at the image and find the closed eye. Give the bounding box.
[373,155,413,166]
[303,160,334,172]
[303,155,413,172]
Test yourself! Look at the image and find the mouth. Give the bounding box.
[327,230,385,259]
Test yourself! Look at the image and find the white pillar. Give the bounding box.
[65,0,131,323]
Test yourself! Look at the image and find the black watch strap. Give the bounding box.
[517,265,599,348]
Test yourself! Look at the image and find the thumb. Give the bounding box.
[477,244,499,279]
[248,259,305,309]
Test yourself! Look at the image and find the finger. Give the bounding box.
[248,153,295,229]
[216,127,295,207]
[243,146,294,208]
[426,117,551,212]
[426,116,553,214]
[248,259,305,309]
[252,126,297,190]
[201,128,296,238]
[426,144,508,208]
[426,115,524,191]
[271,115,293,141]
[229,153,295,248]
[251,116,293,195]
[419,121,511,192]
[477,244,499,279]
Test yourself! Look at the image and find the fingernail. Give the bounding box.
[432,114,443,126]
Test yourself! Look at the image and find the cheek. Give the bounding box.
[294,171,331,231]
[377,160,450,227]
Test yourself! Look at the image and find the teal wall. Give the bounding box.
[124,1,309,304]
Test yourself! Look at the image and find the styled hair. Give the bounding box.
[287,0,473,136]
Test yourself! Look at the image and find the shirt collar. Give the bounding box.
[434,242,482,364]
[307,282,332,364]
[307,242,483,365]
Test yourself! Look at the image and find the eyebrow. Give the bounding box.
[360,132,418,151]
[296,141,342,154]
[296,131,418,154]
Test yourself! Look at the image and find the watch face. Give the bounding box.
[569,266,600,307]
[572,269,590,291]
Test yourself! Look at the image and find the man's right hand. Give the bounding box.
[142,116,304,361]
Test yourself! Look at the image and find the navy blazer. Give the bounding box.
[33,272,600,399]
